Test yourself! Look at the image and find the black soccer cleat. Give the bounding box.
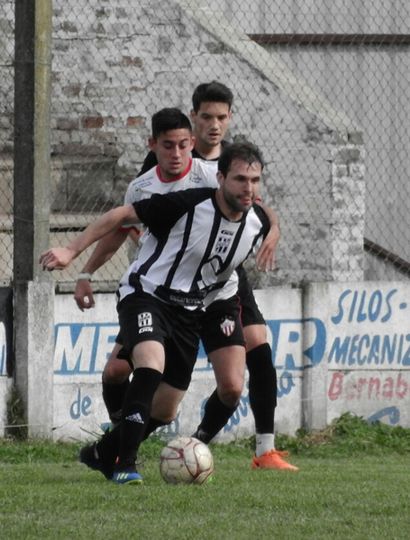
[79,442,115,480]
[191,428,212,444]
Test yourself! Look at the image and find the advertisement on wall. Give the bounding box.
[52,283,410,442]
[324,284,410,426]
[52,289,304,441]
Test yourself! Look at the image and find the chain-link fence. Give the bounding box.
[0,1,14,286]
[2,0,410,289]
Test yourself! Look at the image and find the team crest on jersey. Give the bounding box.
[215,229,234,254]
[138,312,153,333]
[220,316,235,337]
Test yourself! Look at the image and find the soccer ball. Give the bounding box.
[159,436,214,485]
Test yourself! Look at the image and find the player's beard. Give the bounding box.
[222,187,252,214]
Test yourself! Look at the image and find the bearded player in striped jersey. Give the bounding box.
[41,140,278,484]
[74,89,298,473]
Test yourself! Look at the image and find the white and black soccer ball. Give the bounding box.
[159,436,214,485]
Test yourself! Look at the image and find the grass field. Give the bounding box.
[0,414,409,540]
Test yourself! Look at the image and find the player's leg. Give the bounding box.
[113,339,164,483]
[243,323,277,454]
[193,345,245,443]
[209,344,245,406]
[80,381,186,480]
[79,343,134,479]
[239,268,298,471]
[101,333,183,430]
[101,337,193,440]
[143,382,186,439]
[96,293,166,484]
[193,296,246,443]
[143,329,200,438]
[101,341,132,425]
[80,336,164,484]
[80,317,197,480]
[106,294,200,484]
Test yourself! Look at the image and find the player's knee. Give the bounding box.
[244,327,267,352]
[151,407,177,424]
[151,400,178,424]
[157,411,177,424]
[102,359,131,384]
[217,383,242,408]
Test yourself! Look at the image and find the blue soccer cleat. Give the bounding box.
[112,469,143,485]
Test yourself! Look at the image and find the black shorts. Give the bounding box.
[236,265,266,327]
[116,293,245,390]
[200,295,245,353]
[117,292,202,391]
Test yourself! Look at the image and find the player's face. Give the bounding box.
[149,129,195,179]
[190,102,232,148]
[217,158,262,219]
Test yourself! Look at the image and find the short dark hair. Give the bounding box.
[151,108,192,139]
[192,81,234,112]
[218,141,264,177]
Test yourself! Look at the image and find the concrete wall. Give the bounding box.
[0,288,13,433]
[305,282,410,427]
[2,281,408,441]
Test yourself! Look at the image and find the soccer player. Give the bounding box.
[75,82,298,471]
[137,80,232,172]
[74,107,253,440]
[40,141,271,484]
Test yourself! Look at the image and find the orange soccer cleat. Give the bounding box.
[251,449,299,471]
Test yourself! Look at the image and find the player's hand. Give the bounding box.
[39,247,76,271]
[255,229,278,271]
[74,279,95,311]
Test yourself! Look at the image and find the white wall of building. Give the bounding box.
[1,281,409,440]
[9,280,409,442]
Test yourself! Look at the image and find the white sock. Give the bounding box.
[255,433,275,457]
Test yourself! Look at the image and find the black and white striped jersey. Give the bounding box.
[118,188,269,309]
[121,158,217,244]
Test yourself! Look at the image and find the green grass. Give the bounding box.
[0,414,409,540]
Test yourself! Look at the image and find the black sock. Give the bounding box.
[95,416,168,474]
[246,343,277,434]
[193,390,237,443]
[116,367,162,470]
[102,378,130,424]
[142,418,169,441]
[95,424,121,476]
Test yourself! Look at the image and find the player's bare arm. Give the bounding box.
[74,228,131,311]
[39,205,140,271]
[254,201,280,271]
[83,229,131,273]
